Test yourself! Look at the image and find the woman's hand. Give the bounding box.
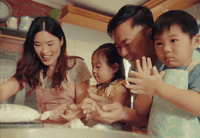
[38,104,68,124]
[49,104,68,121]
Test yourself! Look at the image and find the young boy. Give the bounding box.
[126,10,200,137]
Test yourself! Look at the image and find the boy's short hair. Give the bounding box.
[152,10,199,42]
[107,5,154,38]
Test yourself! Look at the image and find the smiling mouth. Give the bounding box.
[42,55,52,61]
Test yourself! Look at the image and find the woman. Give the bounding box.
[0,16,92,123]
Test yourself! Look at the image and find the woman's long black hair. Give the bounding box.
[13,16,77,96]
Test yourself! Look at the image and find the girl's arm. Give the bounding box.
[0,77,21,102]
[110,83,128,105]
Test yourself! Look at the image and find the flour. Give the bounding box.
[0,104,41,122]
[68,119,108,130]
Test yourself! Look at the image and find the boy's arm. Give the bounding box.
[128,57,153,116]
[127,66,200,116]
[155,81,200,115]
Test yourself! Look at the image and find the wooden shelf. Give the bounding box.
[60,0,199,32]
[143,0,200,20]
[0,26,27,38]
[60,4,112,32]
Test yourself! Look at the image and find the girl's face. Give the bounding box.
[154,25,197,68]
[34,31,63,69]
[92,53,115,87]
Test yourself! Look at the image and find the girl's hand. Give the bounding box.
[82,93,112,121]
[61,104,85,122]
[82,93,112,114]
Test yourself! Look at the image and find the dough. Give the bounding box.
[40,111,52,120]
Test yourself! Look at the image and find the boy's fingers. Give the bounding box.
[136,59,142,72]
[152,66,159,75]
[147,57,152,70]
[142,56,147,71]
[160,71,165,77]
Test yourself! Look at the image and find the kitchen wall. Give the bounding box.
[0,0,53,28]
[184,2,200,25]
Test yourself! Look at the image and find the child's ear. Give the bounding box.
[112,63,119,73]
[192,33,200,50]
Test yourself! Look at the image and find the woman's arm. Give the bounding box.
[58,80,90,121]
[75,80,90,104]
[0,77,21,102]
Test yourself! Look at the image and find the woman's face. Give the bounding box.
[34,31,63,68]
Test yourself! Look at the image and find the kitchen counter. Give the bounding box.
[0,127,152,138]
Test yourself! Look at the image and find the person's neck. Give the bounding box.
[148,43,158,66]
[149,53,158,66]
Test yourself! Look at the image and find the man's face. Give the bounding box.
[113,18,152,69]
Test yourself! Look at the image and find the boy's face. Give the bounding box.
[154,24,197,68]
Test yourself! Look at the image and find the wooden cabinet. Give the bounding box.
[60,0,199,32]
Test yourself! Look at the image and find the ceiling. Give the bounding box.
[31,0,149,17]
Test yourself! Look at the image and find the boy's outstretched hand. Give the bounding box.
[125,56,165,95]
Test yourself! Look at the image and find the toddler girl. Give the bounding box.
[87,43,129,130]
